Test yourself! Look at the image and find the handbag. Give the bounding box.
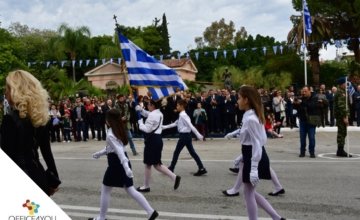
[45,169,61,188]
[307,115,321,127]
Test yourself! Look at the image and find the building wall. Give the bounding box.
[87,74,127,90]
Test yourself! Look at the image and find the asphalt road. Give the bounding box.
[49,129,360,220]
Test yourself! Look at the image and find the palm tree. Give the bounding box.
[288,14,331,86]
[57,23,91,82]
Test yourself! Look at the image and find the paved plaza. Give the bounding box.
[49,128,360,220]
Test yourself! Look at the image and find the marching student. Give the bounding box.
[231,86,285,220]
[222,152,285,197]
[90,109,158,220]
[136,99,181,192]
[162,99,208,176]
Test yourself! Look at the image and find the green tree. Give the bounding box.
[57,23,91,82]
[203,18,236,48]
[0,27,25,77]
[159,13,171,54]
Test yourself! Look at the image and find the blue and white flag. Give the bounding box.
[346,77,356,97]
[303,0,312,35]
[118,33,187,100]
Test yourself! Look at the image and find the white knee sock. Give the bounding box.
[154,164,176,181]
[125,186,154,217]
[270,167,283,192]
[140,165,152,189]
[255,191,281,219]
[243,183,257,220]
[98,184,112,220]
[227,162,243,194]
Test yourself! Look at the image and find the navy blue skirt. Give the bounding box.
[242,145,271,183]
[103,152,133,187]
[143,133,163,165]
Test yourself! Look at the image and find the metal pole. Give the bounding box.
[302,0,308,85]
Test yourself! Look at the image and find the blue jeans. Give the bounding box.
[299,121,316,155]
[169,133,204,171]
[126,129,137,154]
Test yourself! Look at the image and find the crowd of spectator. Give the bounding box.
[47,84,360,143]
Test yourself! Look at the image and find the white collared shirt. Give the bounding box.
[95,128,128,164]
[138,109,163,134]
[162,111,203,139]
[239,109,266,165]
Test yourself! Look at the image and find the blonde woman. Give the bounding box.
[1,70,61,196]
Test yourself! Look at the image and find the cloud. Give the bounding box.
[0,0,334,59]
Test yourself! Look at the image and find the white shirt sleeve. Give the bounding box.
[246,120,263,166]
[107,134,129,165]
[162,120,178,130]
[183,114,203,139]
[138,112,160,133]
[139,109,150,118]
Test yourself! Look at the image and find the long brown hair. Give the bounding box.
[106,109,128,145]
[239,86,265,124]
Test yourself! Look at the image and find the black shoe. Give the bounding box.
[229,168,239,173]
[194,168,207,176]
[133,151,138,156]
[280,218,286,220]
[268,188,285,196]
[336,151,353,157]
[88,218,106,220]
[136,186,150,192]
[299,153,305,157]
[310,154,316,158]
[149,210,159,220]
[174,176,181,190]
[222,190,239,197]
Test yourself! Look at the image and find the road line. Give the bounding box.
[60,204,275,220]
[54,157,360,162]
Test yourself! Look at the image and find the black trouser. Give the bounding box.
[169,133,204,171]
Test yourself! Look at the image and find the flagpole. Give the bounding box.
[345,76,350,157]
[302,0,308,85]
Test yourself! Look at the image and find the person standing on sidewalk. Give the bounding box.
[334,77,352,157]
[115,94,138,156]
[162,99,208,176]
[293,85,322,158]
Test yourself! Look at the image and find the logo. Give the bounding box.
[22,199,40,216]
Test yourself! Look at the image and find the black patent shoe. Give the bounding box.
[149,210,159,220]
[174,176,181,190]
[268,188,285,196]
[222,190,239,197]
[229,167,239,173]
[136,186,150,192]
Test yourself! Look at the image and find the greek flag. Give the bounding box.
[303,0,312,35]
[347,80,356,97]
[118,32,187,100]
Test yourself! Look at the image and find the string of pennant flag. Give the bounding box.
[27,37,360,68]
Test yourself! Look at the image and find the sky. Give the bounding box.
[0,0,342,60]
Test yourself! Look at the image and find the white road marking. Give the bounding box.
[54,157,360,162]
[60,204,276,220]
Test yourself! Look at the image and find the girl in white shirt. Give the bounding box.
[237,86,285,220]
[136,99,181,192]
[90,109,158,220]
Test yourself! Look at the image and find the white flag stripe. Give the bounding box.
[130,74,182,82]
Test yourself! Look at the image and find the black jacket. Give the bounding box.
[0,110,60,195]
